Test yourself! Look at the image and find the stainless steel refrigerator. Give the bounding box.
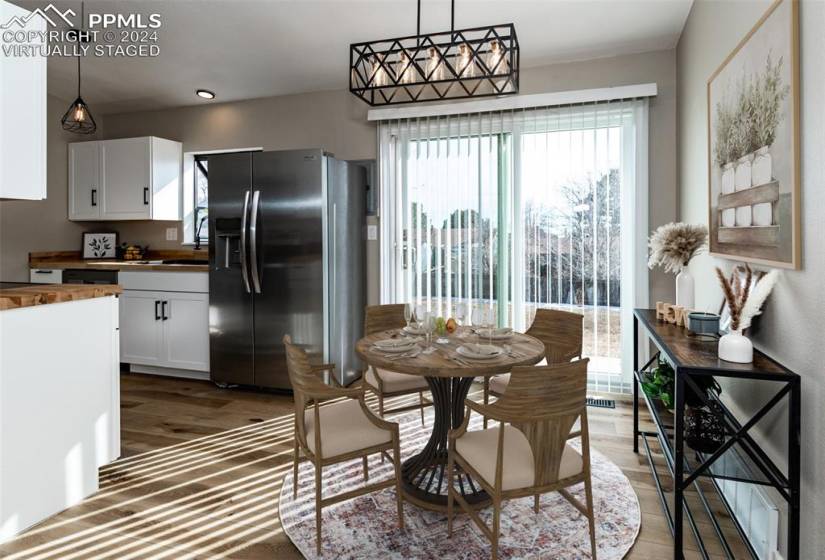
[207,149,366,390]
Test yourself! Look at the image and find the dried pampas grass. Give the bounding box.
[648,222,708,274]
[739,269,779,332]
[716,264,779,332]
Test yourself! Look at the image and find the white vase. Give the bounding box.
[734,153,753,191]
[721,162,735,194]
[718,329,753,363]
[751,145,772,186]
[735,205,752,227]
[752,202,773,226]
[721,208,736,228]
[676,268,695,309]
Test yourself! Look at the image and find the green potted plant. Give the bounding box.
[640,357,675,411]
[641,358,726,453]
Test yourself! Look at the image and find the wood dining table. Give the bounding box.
[355,329,545,512]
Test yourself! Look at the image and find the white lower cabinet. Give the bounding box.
[119,291,165,366]
[163,292,210,371]
[119,289,209,373]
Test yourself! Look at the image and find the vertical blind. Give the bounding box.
[378,99,648,392]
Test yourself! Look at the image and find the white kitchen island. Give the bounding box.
[0,284,121,543]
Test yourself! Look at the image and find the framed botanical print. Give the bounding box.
[82,232,118,259]
[707,0,800,269]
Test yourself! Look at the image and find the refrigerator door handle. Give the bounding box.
[330,203,338,386]
[250,190,262,294]
[240,190,251,293]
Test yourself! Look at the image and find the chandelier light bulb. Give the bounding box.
[398,51,416,84]
[371,55,390,87]
[427,47,445,81]
[486,39,504,73]
[456,43,476,78]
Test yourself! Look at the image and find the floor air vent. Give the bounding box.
[586,397,615,409]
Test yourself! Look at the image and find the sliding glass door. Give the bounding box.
[379,101,648,392]
[387,117,509,323]
[516,106,626,387]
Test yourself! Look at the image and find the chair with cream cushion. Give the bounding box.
[448,359,596,560]
[363,304,431,425]
[483,308,583,427]
[284,335,404,555]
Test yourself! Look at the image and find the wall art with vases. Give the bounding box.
[707,0,800,269]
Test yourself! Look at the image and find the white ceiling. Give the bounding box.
[14,0,692,114]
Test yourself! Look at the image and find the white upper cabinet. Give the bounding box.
[101,137,152,219]
[0,0,47,200]
[69,141,101,219]
[68,136,182,221]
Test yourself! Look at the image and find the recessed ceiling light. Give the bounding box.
[196,89,215,100]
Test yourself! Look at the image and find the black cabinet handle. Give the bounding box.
[161,300,168,320]
[91,188,97,206]
[143,187,149,205]
[155,300,161,320]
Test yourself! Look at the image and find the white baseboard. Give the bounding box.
[128,364,210,381]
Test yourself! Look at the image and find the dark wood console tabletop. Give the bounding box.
[633,309,800,560]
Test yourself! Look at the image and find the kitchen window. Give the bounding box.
[193,155,209,245]
[182,148,263,245]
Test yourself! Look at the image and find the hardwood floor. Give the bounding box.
[0,373,749,559]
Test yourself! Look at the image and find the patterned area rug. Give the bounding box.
[279,409,640,559]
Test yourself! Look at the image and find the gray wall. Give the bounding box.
[0,95,103,281]
[65,49,679,304]
[1,49,679,312]
[677,1,824,556]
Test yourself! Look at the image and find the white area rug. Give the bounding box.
[279,410,640,559]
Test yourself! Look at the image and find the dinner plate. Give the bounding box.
[373,339,416,353]
[402,325,425,336]
[456,343,504,360]
[475,327,513,341]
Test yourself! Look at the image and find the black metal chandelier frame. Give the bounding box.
[349,1,519,106]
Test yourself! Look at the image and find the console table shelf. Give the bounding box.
[633,309,800,560]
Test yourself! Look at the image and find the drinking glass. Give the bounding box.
[486,307,496,346]
[415,304,427,331]
[404,303,412,329]
[454,302,466,336]
[423,313,437,352]
[471,307,486,335]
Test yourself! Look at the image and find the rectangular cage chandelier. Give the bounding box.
[349,2,519,106]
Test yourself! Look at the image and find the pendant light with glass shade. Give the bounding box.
[61,2,96,134]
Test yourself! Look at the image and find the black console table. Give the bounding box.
[633,309,800,560]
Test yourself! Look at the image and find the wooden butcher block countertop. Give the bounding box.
[29,250,209,272]
[0,284,122,311]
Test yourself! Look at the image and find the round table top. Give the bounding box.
[356,329,545,378]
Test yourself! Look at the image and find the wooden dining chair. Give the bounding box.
[284,335,405,554]
[363,304,431,425]
[483,308,583,427]
[447,359,596,560]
